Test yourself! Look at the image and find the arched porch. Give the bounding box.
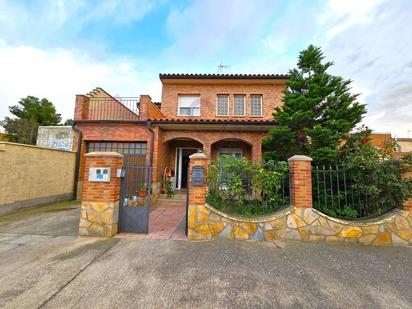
[163,138,203,189]
[210,139,253,161]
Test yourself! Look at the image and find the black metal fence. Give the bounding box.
[312,164,397,219]
[88,97,140,120]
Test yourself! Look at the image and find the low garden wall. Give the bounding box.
[187,153,412,246]
[0,142,76,215]
[188,204,412,246]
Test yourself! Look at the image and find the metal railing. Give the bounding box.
[88,97,140,121]
[312,164,396,219]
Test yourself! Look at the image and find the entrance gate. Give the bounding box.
[119,155,151,233]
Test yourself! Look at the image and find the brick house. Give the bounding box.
[73,73,287,198]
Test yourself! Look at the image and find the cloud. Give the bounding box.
[0,0,159,48]
[321,0,412,136]
[0,40,161,123]
[164,0,278,62]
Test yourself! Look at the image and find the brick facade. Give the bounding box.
[160,81,285,120]
[73,75,286,199]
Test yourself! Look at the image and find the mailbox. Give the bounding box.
[191,166,204,186]
[89,167,111,182]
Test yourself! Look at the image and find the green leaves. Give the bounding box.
[206,156,289,216]
[263,44,366,164]
[1,96,62,145]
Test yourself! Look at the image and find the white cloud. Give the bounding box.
[0,40,161,123]
[164,0,278,62]
[321,0,412,137]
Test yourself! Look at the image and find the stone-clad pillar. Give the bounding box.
[188,152,208,205]
[79,152,123,237]
[288,155,313,208]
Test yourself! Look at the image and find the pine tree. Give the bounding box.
[263,45,366,164]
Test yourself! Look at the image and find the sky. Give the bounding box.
[0,0,411,137]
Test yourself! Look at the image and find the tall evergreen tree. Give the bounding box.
[263,45,366,163]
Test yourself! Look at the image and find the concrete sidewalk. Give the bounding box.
[0,203,411,308]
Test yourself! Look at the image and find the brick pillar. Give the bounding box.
[139,95,152,120]
[188,152,208,205]
[288,155,313,208]
[252,142,262,163]
[74,95,90,120]
[202,142,212,159]
[79,152,124,237]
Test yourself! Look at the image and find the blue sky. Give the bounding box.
[0,0,411,136]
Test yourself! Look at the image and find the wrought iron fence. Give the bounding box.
[88,97,140,120]
[121,155,150,207]
[312,164,397,219]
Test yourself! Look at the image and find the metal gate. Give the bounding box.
[119,155,151,233]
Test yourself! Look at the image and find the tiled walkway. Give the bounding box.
[116,199,187,240]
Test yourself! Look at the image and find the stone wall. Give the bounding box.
[188,204,412,246]
[0,142,76,214]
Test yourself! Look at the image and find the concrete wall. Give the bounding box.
[36,126,75,151]
[0,142,76,214]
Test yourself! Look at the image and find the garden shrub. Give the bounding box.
[206,155,289,217]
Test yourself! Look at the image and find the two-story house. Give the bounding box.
[73,73,287,198]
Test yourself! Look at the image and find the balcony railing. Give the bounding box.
[87,97,140,121]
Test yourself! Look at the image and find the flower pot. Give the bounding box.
[138,191,148,198]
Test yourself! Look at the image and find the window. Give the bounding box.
[87,142,146,156]
[250,95,263,116]
[233,95,246,116]
[216,95,229,116]
[218,148,242,158]
[178,95,200,116]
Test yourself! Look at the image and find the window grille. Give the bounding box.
[216,95,229,116]
[250,95,263,116]
[87,142,147,156]
[234,95,245,116]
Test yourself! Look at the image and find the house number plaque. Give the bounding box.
[192,166,204,186]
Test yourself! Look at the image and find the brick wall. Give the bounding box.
[161,129,266,162]
[75,123,152,197]
[82,153,123,202]
[160,82,285,120]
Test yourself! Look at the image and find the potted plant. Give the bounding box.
[138,183,148,198]
[165,179,175,198]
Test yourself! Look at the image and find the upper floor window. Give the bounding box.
[216,95,229,116]
[178,95,200,116]
[250,95,263,116]
[233,95,246,116]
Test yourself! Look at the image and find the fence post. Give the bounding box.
[288,155,313,208]
[79,152,124,237]
[188,152,208,205]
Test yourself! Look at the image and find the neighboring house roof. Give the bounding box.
[159,73,289,80]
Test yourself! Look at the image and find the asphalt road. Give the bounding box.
[0,202,411,309]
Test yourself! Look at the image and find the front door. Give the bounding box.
[175,148,200,189]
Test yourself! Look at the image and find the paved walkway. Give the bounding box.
[1,203,412,308]
[116,197,187,240]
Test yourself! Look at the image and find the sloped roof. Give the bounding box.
[159,73,288,80]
